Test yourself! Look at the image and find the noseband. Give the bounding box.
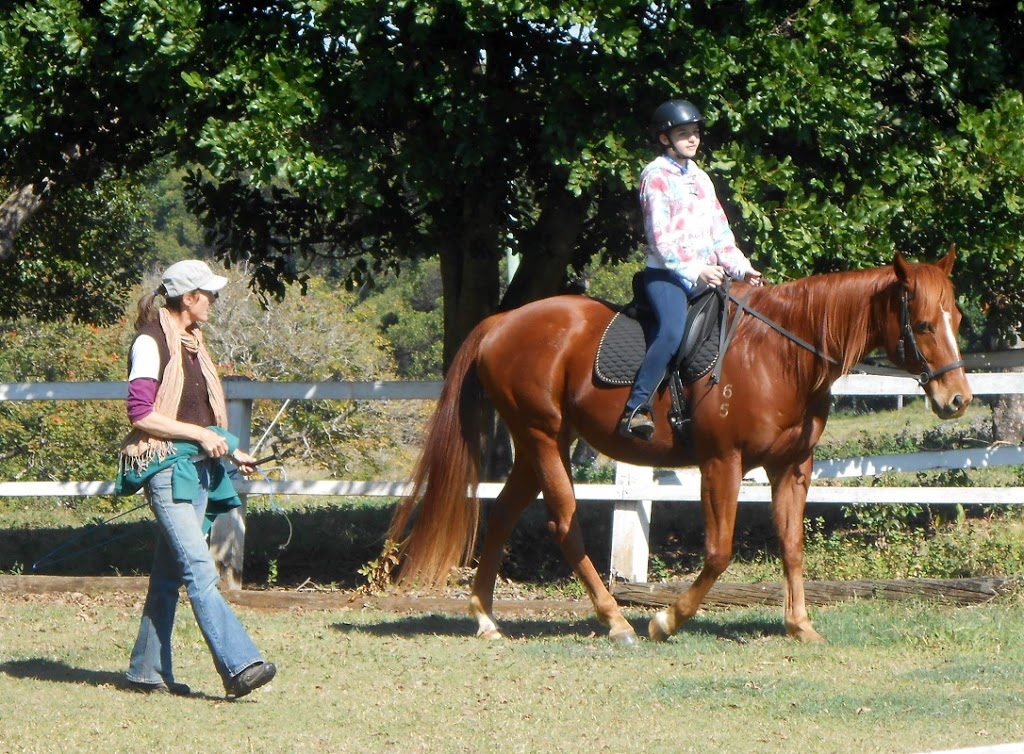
[896,289,965,386]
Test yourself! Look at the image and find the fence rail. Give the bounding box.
[2,371,1022,585]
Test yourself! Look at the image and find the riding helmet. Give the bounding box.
[650,99,704,139]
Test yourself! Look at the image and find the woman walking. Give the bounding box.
[118,259,276,699]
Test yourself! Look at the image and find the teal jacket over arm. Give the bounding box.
[115,426,243,533]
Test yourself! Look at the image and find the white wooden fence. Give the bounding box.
[1,372,1022,585]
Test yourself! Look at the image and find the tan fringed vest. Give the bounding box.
[119,307,228,471]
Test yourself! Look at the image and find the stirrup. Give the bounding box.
[618,405,655,441]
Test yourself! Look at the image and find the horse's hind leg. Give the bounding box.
[768,459,824,642]
[470,460,540,639]
[532,433,637,644]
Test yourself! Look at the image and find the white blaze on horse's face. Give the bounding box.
[923,301,972,420]
[939,307,961,360]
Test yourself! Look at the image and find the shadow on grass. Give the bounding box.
[681,615,788,642]
[331,612,787,642]
[0,658,222,700]
[332,613,615,640]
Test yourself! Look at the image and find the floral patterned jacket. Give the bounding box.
[639,154,754,293]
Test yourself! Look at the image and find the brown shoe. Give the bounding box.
[127,679,192,696]
[618,406,655,441]
[226,661,277,699]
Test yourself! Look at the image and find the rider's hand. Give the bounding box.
[700,264,726,287]
[744,269,763,286]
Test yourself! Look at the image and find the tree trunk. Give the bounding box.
[0,184,45,261]
[992,335,1024,443]
[436,184,592,481]
[501,186,590,310]
[438,188,503,369]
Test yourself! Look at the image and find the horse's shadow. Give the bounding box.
[331,612,787,642]
[332,613,606,639]
[684,615,788,642]
[0,658,221,700]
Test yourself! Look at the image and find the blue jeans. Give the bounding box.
[625,267,690,413]
[126,462,263,687]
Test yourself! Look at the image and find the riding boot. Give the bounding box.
[617,405,655,441]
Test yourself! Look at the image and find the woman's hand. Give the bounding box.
[744,269,763,286]
[198,428,230,458]
[229,448,257,476]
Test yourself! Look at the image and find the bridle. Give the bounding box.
[710,280,965,388]
[895,288,965,386]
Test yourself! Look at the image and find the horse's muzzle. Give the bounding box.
[930,388,972,420]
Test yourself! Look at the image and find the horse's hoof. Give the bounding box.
[477,628,504,640]
[648,611,672,642]
[609,628,638,646]
[788,623,826,643]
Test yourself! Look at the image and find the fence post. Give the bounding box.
[210,378,252,590]
[609,463,653,584]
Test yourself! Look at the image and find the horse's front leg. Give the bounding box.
[767,458,824,642]
[650,457,741,641]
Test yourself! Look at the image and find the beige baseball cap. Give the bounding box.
[161,260,228,298]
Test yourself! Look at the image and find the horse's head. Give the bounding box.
[886,246,972,419]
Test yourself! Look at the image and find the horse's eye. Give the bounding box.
[914,321,934,334]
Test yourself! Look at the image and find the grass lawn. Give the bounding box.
[1,588,1023,754]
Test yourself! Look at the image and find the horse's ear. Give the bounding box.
[893,252,911,286]
[936,244,956,275]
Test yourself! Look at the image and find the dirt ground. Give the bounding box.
[0,574,593,619]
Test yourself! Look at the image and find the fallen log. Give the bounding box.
[613,576,1018,608]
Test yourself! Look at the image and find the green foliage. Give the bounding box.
[579,256,643,305]
[352,258,445,379]
[357,538,401,592]
[3,0,1024,347]
[571,455,616,484]
[0,318,128,484]
[804,511,1024,581]
[0,175,153,324]
[147,165,209,269]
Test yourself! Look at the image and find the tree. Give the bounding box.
[0,172,154,323]
[0,1,203,257]
[0,272,426,489]
[2,0,1023,358]
[177,0,1024,361]
[0,1,328,316]
[353,258,446,380]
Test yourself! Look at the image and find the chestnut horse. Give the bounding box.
[388,249,972,643]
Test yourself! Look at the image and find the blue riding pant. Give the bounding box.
[625,267,690,413]
[126,461,263,687]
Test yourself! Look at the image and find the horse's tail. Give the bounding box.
[386,318,494,587]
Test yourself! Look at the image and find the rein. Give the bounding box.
[710,280,839,384]
[712,281,964,387]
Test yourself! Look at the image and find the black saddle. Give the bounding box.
[594,272,731,439]
[595,273,725,387]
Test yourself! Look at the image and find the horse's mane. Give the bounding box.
[739,266,896,389]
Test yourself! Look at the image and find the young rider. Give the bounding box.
[620,99,762,440]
